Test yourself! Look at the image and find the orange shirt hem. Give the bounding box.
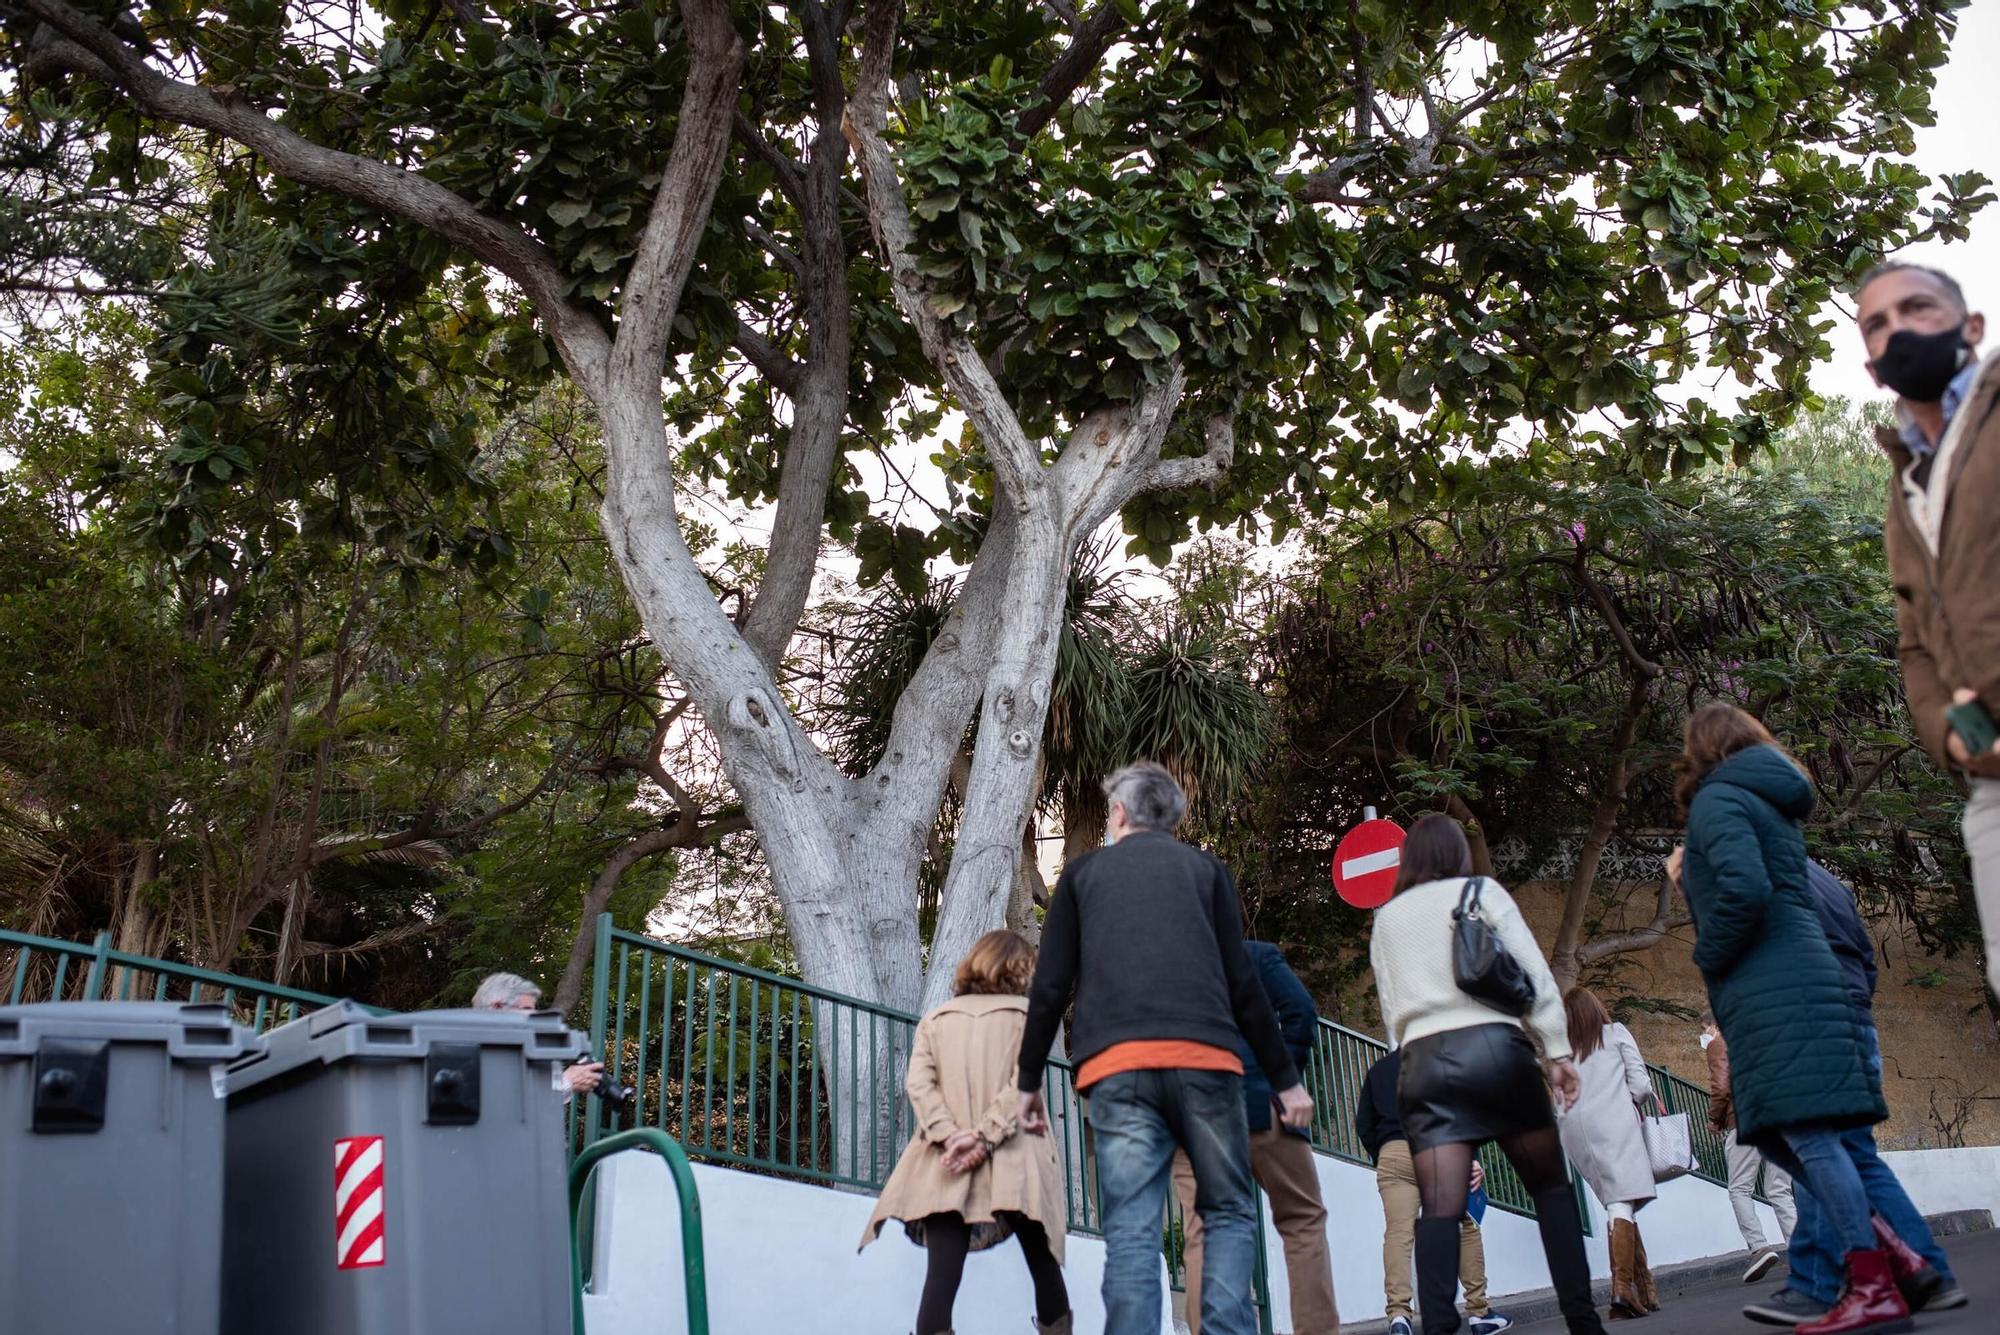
[1075,1040,1243,1091]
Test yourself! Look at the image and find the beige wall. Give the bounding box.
[1504,878,2000,1150]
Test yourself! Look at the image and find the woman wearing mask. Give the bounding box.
[1370,813,1606,1335]
[1674,703,1904,1335]
[1557,988,1660,1319]
[860,930,1070,1335]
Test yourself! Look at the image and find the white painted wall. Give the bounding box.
[582,1154,1173,1335]
[1876,1146,2000,1222]
[587,1142,1975,1335]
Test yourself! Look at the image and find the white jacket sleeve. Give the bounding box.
[1486,880,1572,1061]
[1370,921,1404,1049]
[1612,1023,1654,1103]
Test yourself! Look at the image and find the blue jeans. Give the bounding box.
[1760,1125,1874,1256]
[1784,1024,1955,1304]
[1092,1068,1258,1335]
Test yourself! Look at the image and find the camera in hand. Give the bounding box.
[590,1068,637,1106]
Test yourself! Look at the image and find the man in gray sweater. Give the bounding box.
[1018,761,1313,1335]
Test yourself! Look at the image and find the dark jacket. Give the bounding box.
[1354,1049,1404,1162]
[1806,861,1878,1009]
[1237,941,1318,1136]
[1682,745,1886,1143]
[1018,830,1297,1093]
[1879,353,2000,777]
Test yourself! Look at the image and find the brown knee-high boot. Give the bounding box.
[1609,1219,1646,1319]
[1632,1224,1660,1312]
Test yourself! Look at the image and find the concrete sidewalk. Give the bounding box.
[1341,1211,1994,1335]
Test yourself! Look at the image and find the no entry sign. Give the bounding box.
[1333,817,1406,908]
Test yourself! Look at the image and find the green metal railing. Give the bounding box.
[570,1129,708,1335]
[1,927,347,1032]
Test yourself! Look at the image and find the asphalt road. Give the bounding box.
[1502,1226,2000,1335]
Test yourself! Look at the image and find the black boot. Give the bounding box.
[1415,1216,1466,1334]
[1533,1186,1609,1335]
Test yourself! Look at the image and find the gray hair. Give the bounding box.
[1855,260,1967,313]
[1102,761,1188,833]
[472,972,542,1010]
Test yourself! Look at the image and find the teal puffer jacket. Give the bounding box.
[1683,745,1885,1144]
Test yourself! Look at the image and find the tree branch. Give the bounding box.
[737,7,856,669]
[1144,409,1237,492]
[607,0,745,391]
[1579,878,1694,964]
[731,313,804,395]
[847,1,1043,510]
[1571,549,1664,680]
[733,110,810,205]
[19,0,609,374]
[1016,3,1126,139]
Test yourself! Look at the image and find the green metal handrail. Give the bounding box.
[1,927,349,1031]
[569,1128,709,1335]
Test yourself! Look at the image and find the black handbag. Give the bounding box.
[1452,876,1537,1016]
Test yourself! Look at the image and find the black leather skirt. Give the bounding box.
[1397,1022,1556,1152]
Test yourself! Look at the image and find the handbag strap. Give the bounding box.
[1454,876,1485,920]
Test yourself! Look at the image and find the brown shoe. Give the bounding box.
[1608,1218,1647,1319]
[1632,1224,1660,1312]
[1036,1316,1073,1335]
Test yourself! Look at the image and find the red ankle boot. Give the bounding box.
[1870,1215,1945,1310]
[1794,1249,1913,1335]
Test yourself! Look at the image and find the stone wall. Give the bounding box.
[1506,878,2000,1151]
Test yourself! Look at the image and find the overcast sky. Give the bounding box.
[1811,2,2000,406]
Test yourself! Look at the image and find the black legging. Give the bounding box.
[916,1211,1068,1335]
[1412,1127,1604,1335]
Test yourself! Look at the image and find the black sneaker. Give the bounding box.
[1742,1287,1829,1327]
[1923,1284,1968,1310]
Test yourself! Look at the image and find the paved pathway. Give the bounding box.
[1501,1226,2000,1334]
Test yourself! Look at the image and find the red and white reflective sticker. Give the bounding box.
[334,1135,386,1270]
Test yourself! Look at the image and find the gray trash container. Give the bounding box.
[221,999,590,1335]
[0,1000,259,1335]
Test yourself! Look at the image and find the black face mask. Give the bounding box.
[1869,324,1972,403]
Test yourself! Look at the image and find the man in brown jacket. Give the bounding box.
[1700,1012,1795,1281]
[1856,261,2000,998]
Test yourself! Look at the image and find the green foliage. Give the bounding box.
[5,0,1984,581]
[0,311,691,999]
[1206,404,1972,1016]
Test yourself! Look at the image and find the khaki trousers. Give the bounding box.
[1967,778,2000,1000]
[1374,1138,1488,1321]
[1173,1130,1341,1334]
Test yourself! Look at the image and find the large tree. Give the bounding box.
[4,0,1986,1016]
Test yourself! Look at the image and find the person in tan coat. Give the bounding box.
[1856,261,2000,999]
[860,930,1070,1335]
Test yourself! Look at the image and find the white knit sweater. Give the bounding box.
[1368,875,1572,1061]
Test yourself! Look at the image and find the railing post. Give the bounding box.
[585,911,615,1148]
[82,931,113,1001]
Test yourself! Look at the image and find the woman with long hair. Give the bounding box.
[1674,703,1904,1335]
[860,930,1070,1335]
[1557,987,1660,1319]
[1369,813,1606,1335]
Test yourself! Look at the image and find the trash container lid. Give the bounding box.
[221,999,589,1098]
[0,1001,260,1063]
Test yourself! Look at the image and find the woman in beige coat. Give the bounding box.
[860,930,1070,1335]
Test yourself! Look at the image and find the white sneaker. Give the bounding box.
[1469,1314,1515,1334]
[1389,1319,1414,1335]
[1742,1248,1780,1282]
